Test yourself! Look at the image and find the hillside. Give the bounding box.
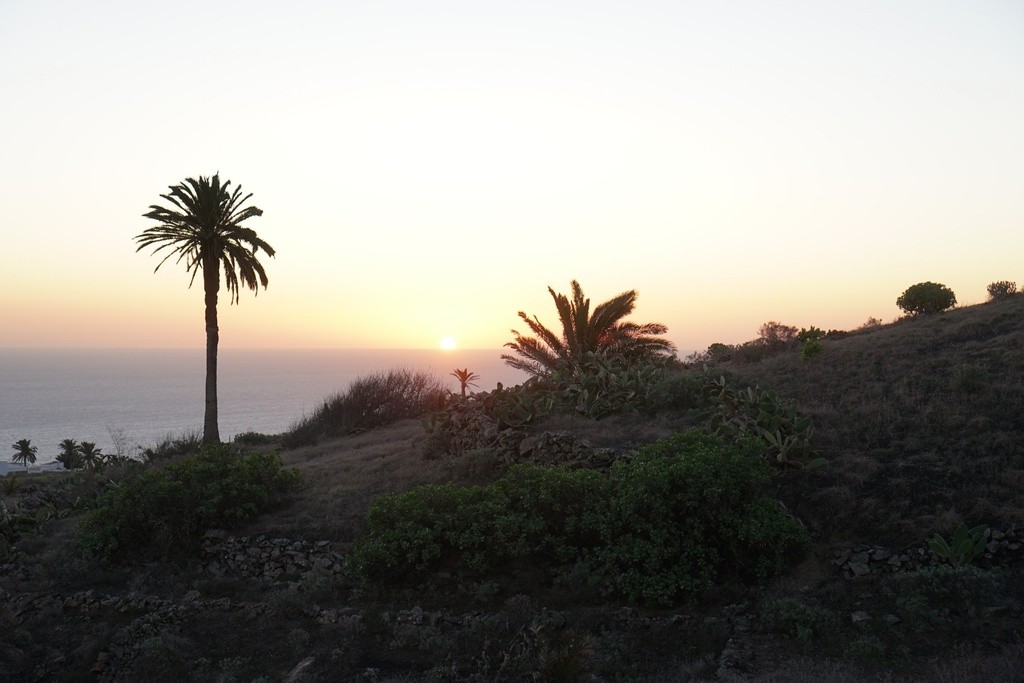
[727,295,1024,545]
[2,297,1023,681]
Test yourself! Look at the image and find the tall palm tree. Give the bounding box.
[11,439,37,470]
[502,280,676,378]
[79,442,104,469]
[56,438,83,470]
[135,174,275,444]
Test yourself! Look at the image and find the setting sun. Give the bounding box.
[439,336,457,350]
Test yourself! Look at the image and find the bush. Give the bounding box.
[285,368,447,447]
[80,444,298,562]
[987,281,1018,301]
[140,431,202,463]
[232,431,277,446]
[595,431,809,603]
[350,465,608,582]
[800,339,823,360]
[896,282,957,316]
[352,430,808,604]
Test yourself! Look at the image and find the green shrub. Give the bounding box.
[987,280,1017,301]
[285,368,447,447]
[351,465,608,582]
[800,339,823,360]
[646,370,705,413]
[896,281,957,316]
[352,430,808,604]
[80,444,298,562]
[595,431,809,603]
[760,598,837,646]
[140,430,202,463]
[232,431,277,446]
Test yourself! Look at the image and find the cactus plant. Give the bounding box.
[702,374,824,470]
[928,523,988,567]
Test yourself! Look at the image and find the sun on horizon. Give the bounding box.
[439,336,457,350]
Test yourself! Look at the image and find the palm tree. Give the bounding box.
[56,438,83,470]
[502,280,676,378]
[450,368,480,397]
[79,442,104,469]
[135,173,275,444]
[11,439,37,470]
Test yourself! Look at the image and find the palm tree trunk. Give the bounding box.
[203,254,221,444]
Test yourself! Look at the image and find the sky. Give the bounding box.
[2,0,1022,352]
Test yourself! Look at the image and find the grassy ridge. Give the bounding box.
[728,295,1024,543]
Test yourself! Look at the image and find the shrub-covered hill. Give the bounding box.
[4,296,1024,681]
[727,294,1024,545]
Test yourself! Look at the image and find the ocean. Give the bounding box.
[0,348,529,470]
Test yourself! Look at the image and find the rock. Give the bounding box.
[850,611,871,624]
[849,562,870,577]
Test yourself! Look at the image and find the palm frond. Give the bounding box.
[503,280,675,377]
[135,173,274,304]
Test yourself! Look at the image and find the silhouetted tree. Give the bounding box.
[135,174,275,444]
[758,321,799,349]
[79,442,104,469]
[56,438,83,470]
[11,439,37,470]
[896,282,956,316]
[987,281,1017,301]
[450,368,479,397]
[502,280,675,377]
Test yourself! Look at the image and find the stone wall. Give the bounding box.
[833,527,1023,578]
[199,530,346,582]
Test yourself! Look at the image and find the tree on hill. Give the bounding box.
[896,282,957,316]
[135,174,276,444]
[502,280,676,377]
[11,439,37,470]
[987,281,1018,301]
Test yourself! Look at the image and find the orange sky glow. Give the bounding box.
[2,1,1021,353]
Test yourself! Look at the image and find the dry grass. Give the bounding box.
[245,419,453,542]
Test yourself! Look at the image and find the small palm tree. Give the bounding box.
[135,173,275,444]
[79,442,104,470]
[56,438,83,470]
[11,439,37,470]
[502,280,676,377]
[450,368,480,397]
